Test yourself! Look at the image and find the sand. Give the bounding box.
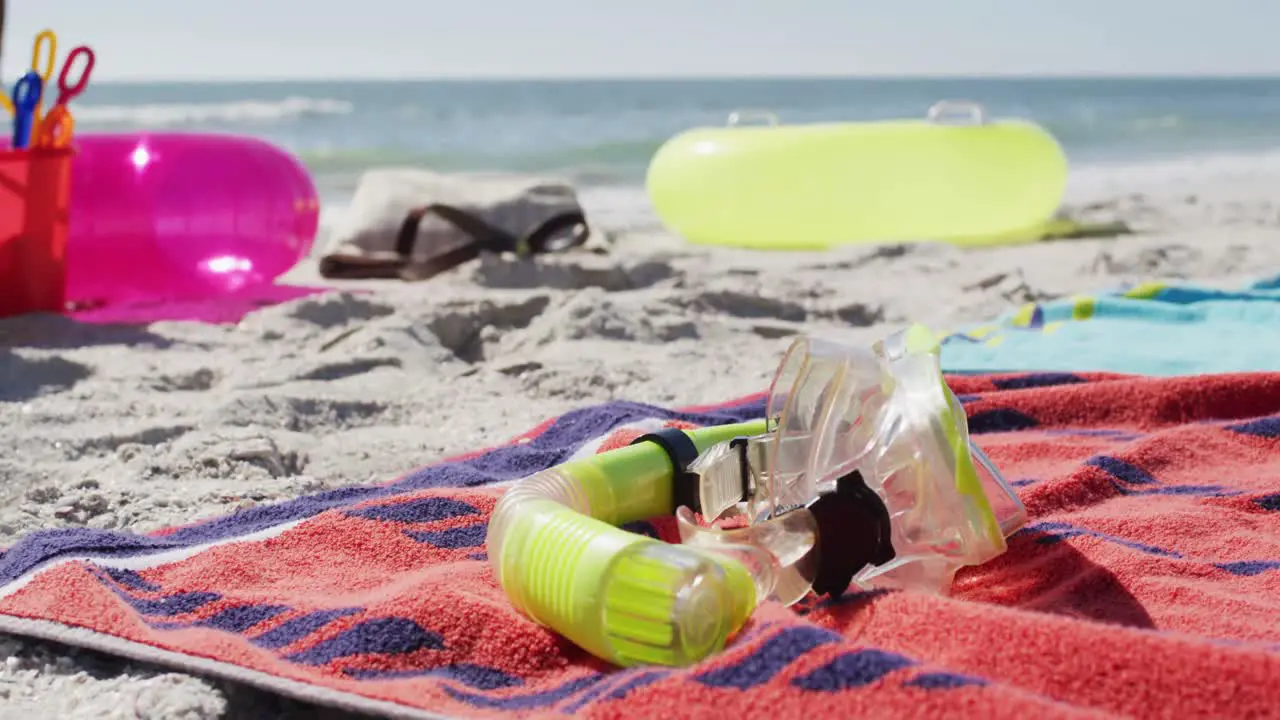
[3,171,1280,718]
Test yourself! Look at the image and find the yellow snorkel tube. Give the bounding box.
[487,325,1028,668]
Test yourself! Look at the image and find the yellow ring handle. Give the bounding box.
[726,109,780,127]
[927,99,988,125]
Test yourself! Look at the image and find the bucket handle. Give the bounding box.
[727,109,780,127]
[927,100,988,125]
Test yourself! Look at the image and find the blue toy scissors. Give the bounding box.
[2,30,57,118]
[10,71,45,150]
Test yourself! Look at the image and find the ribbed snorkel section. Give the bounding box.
[487,456,758,667]
[487,468,588,617]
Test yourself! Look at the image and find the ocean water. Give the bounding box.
[68,77,1280,227]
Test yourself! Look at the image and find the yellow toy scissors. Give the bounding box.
[2,30,58,118]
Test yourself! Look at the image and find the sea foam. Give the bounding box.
[76,96,354,127]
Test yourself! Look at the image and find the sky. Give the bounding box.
[3,0,1280,82]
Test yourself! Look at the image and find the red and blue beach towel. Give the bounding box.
[0,372,1279,718]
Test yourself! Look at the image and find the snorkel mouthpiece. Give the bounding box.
[487,324,1025,668]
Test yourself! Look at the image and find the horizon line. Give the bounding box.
[84,71,1280,84]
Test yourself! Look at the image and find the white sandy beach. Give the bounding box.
[2,169,1280,718]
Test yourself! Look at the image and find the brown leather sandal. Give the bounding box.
[318,203,590,281]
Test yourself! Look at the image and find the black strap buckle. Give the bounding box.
[630,428,702,514]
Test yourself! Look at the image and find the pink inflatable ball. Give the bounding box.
[65,133,321,306]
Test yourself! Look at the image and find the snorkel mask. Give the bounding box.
[487,325,1026,668]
